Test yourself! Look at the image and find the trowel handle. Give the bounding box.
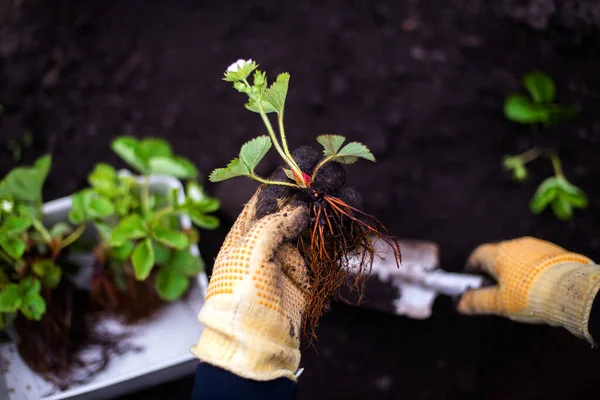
[421,270,485,297]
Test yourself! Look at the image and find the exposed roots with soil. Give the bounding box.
[257,147,402,336]
[90,255,165,324]
[14,279,132,392]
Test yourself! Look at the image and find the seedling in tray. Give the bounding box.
[210,59,401,332]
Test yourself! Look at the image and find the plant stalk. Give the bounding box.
[60,224,86,250]
[0,249,14,264]
[31,218,52,244]
[251,174,300,188]
[518,146,542,164]
[549,151,564,178]
[277,110,303,175]
[311,156,334,180]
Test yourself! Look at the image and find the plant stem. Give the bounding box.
[251,174,300,188]
[278,110,302,174]
[517,146,542,164]
[141,176,150,216]
[151,206,174,223]
[60,224,86,250]
[549,151,564,178]
[311,156,334,180]
[31,218,52,244]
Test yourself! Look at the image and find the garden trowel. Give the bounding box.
[343,237,485,319]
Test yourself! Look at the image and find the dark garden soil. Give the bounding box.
[2,1,600,399]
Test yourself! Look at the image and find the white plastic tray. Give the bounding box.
[0,175,208,399]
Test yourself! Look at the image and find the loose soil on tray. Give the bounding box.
[1,1,600,399]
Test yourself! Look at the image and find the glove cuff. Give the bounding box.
[191,296,301,382]
[527,259,600,344]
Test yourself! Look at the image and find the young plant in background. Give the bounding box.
[70,136,219,321]
[210,59,401,332]
[0,155,81,327]
[503,71,586,221]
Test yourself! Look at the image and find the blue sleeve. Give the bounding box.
[192,363,298,400]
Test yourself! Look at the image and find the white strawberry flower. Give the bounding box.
[223,58,257,82]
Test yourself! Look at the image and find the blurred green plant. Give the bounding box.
[503,71,586,221]
[70,136,219,302]
[0,156,84,328]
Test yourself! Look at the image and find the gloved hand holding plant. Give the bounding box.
[192,59,401,381]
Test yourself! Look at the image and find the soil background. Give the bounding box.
[1,0,600,399]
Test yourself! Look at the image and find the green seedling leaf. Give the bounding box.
[148,156,198,179]
[32,259,62,289]
[0,155,51,202]
[282,168,295,181]
[69,191,87,224]
[169,249,204,276]
[209,158,250,182]
[49,222,71,239]
[20,277,41,296]
[132,238,154,280]
[240,136,272,172]
[504,94,548,124]
[155,267,189,301]
[0,236,26,259]
[529,176,587,220]
[503,156,528,182]
[95,222,113,243]
[317,135,346,157]
[188,197,220,213]
[523,71,556,104]
[0,284,22,312]
[110,214,148,246]
[2,215,32,236]
[112,240,135,261]
[334,142,376,164]
[245,98,279,114]
[88,195,115,218]
[20,292,46,320]
[111,136,148,174]
[152,241,172,265]
[188,209,220,229]
[262,73,290,114]
[151,225,189,250]
[89,163,118,195]
[140,138,172,158]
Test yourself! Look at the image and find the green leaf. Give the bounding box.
[551,195,573,221]
[32,259,62,289]
[151,225,189,250]
[209,158,251,182]
[188,209,220,229]
[0,284,22,312]
[88,195,115,218]
[2,216,32,236]
[148,156,198,179]
[20,277,41,297]
[89,163,118,195]
[20,292,46,320]
[112,240,135,261]
[154,267,189,301]
[1,155,52,202]
[504,94,549,124]
[151,240,172,265]
[245,98,278,114]
[69,191,87,224]
[503,156,528,182]
[140,138,172,158]
[49,222,71,239]
[262,73,290,113]
[240,136,272,172]
[334,142,376,164]
[95,222,113,243]
[188,198,220,213]
[523,71,556,103]
[529,177,558,214]
[110,214,148,246]
[186,182,205,203]
[317,135,346,157]
[111,136,148,174]
[0,236,26,259]
[282,168,295,181]
[132,238,155,280]
[169,249,205,276]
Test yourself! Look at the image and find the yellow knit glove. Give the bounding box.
[458,237,600,344]
[191,190,310,382]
